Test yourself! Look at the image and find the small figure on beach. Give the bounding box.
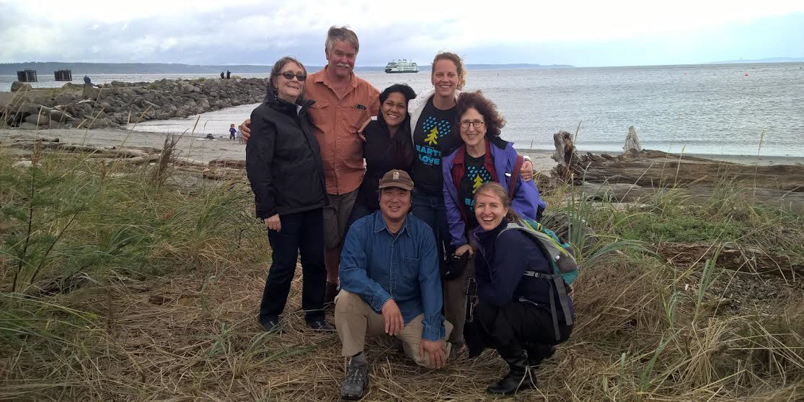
[220,71,225,79]
[463,182,574,395]
[83,75,92,85]
[245,56,331,334]
[226,70,231,79]
[336,169,451,400]
[229,123,236,140]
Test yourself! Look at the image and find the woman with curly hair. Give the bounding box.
[440,90,545,350]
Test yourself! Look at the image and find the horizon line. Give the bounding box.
[2,58,803,70]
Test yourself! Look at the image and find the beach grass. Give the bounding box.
[0,147,802,401]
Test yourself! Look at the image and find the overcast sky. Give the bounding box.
[1,0,803,67]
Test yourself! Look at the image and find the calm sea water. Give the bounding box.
[3,63,803,156]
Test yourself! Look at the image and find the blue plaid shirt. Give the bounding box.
[339,211,445,341]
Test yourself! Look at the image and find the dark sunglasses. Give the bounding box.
[275,71,307,81]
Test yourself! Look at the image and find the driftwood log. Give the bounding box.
[2,135,254,180]
[202,167,244,180]
[547,128,804,212]
[209,159,246,169]
[577,149,804,192]
[551,131,585,182]
[657,242,803,280]
[3,136,156,158]
[624,126,642,152]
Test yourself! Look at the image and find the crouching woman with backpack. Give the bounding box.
[465,182,574,396]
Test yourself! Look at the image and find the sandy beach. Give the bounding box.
[2,128,801,174]
[0,127,558,171]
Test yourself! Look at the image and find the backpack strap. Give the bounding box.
[522,271,574,340]
[509,154,524,196]
[450,146,470,225]
[500,223,577,274]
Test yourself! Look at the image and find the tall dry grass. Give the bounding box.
[0,146,802,401]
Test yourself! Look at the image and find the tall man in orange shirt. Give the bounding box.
[241,26,380,305]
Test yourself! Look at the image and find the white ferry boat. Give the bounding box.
[385,59,419,73]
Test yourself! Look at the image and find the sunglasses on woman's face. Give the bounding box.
[276,71,307,81]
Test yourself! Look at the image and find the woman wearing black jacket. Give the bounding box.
[466,182,574,395]
[246,57,330,333]
[348,84,416,223]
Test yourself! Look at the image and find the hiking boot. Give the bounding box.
[525,344,556,368]
[325,281,338,306]
[486,352,536,395]
[259,318,283,334]
[307,319,335,332]
[340,361,369,400]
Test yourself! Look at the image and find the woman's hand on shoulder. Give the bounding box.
[521,159,534,181]
[357,117,372,142]
[455,244,473,257]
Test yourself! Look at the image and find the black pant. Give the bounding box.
[260,208,326,323]
[470,301,572,360]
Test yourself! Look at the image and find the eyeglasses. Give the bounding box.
[276,71,307,81]
[459,120,485,130]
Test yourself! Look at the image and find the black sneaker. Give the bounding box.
[260,318,283,334]
[340,362,368,400]
[307,319,335,332]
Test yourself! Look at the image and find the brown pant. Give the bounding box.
[443,255,475,344]
[334,290,453,368]
[323,190,358,250]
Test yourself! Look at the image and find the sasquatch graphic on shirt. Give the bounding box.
[459,154,494,218]
[415,115,452,166]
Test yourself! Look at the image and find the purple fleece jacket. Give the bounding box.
[441,139,546,248]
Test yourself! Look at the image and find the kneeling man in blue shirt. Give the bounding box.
[336,169,452,400]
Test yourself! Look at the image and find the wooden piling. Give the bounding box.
[54,70,73,81]
[16,70,38,82]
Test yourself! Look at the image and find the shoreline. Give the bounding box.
[519,149,804,173]
[3,128,803,174]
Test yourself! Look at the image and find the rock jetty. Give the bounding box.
[2,78,268,129]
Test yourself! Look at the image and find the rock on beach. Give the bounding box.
[3,78,268,130]
[11,81,33,92]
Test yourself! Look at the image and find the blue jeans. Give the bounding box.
[261,208,326,323]
[411,190,452,271]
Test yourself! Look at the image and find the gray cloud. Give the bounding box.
[1,2,802,68]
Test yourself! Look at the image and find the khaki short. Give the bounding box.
[323,190,358,250]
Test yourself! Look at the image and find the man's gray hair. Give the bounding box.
[325,26,359,53]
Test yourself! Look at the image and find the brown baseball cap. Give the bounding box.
[378,169,414,191]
